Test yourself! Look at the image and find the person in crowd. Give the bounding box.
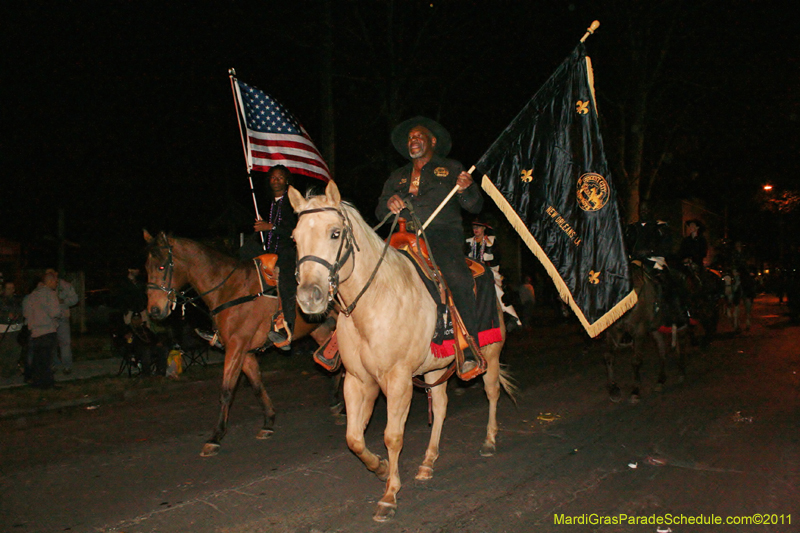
[124,311,167,376]
[45,268,79,374]
[376,116,484,379]
[466,220,521,330]
[22,272,61,388]
[116,267,148,325]
[0,281,24,377]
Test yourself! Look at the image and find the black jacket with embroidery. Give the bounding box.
[376,155,483,228]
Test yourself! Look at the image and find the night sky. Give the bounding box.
[3,1,797,276]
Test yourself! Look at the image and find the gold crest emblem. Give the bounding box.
[576,173,609,211]
[576,100,590,115]
[520,169,533,183]
[588,270,600,284]
[434,167,449,177]
[399,178,408,185]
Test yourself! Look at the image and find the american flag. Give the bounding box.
[234,79,331,182]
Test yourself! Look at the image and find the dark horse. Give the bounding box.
[604,262,690,403]
[684,264,725,346]
[143,231,336,456]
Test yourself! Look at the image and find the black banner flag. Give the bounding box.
[474,43,636,337]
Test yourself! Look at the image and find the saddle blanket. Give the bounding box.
[399,250,503,358]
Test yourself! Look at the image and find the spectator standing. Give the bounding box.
[0,281,24,377]
[22,272,62,388]
[45,268,79,374]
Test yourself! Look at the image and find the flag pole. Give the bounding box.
[580,20,600,43]
[419,166,475,232]
[419,22,601,234]
[229,68,265,248]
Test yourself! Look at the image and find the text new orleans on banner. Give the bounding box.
[474,43,636,337]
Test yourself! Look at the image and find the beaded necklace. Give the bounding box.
[266,195,284,253]
[470,236,487,262]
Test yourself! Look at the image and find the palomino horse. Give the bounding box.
[143,231,335,456]
[288,182,515,522]
[604,262,688,403]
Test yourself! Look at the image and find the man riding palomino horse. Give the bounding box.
[376,116,485,380]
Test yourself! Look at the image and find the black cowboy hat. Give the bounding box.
[391,116,452,159]
[685,219,706,233]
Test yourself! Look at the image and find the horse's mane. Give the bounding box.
[148,232,238,265]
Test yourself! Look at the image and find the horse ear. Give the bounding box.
[324,180,341,206]
[143,229,154,243]
[288,186,305,212]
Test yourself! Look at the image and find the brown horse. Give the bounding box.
[143,230,335,457]
[604,262,689,403]
[288,181,515,522]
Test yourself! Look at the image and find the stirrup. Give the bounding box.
[456,347,486,381]
[269,312,292,350]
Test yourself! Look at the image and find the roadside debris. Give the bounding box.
[645,455,668,466]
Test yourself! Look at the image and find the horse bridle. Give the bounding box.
[146,239,178,307]
[295,207,358,312]
[296,205,403,316]
[146,235,241,311]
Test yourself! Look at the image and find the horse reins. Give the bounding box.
[296,205,402,316]
[146,237,245,314]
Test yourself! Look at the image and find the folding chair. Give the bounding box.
[178,324,209,369]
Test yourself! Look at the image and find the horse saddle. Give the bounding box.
[254,253,278,287]
[389,219,486,283]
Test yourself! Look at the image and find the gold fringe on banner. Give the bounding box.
[481,176,638,338]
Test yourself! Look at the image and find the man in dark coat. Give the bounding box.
[678,219,708,273]
[376,116,484,379]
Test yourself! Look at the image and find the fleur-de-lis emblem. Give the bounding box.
[588,270,600,284]
[576,100,590,115]
[520,169,533,182]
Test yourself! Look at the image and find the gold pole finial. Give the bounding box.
[580,20,600,43]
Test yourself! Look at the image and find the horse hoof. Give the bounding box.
[200,442,220,457]
[415,465,434,480]
[479,442,496,457]
[256,428,274,440]
[373,501,396,522]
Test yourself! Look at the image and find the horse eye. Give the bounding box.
[331,229,341,240]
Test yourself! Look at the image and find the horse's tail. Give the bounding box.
[498,364,519,405]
